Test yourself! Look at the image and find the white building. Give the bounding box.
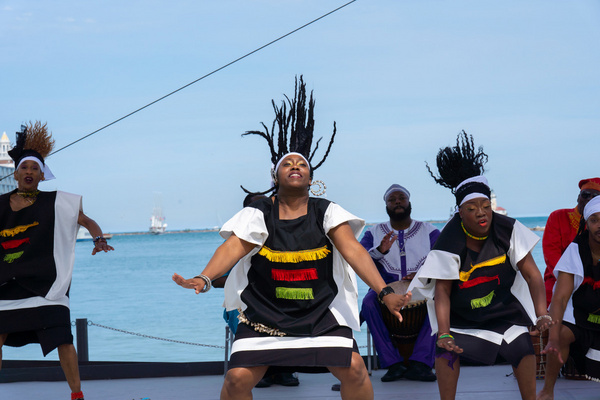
[0,132,18,194]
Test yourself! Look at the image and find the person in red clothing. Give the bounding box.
[543,178,600,307]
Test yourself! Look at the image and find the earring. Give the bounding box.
[310,180,326,196]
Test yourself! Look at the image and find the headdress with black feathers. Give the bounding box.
[241,76,336,195]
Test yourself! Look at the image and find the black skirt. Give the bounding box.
[0,303,73,356]
[228,323,358,372]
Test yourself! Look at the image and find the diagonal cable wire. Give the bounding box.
[1,0,357,182]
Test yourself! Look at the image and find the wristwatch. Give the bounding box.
[378,286,395,304]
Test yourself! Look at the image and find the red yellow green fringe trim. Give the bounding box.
[459,275,499,289]
[3,251,24,263]
[0,222,39,238]
[460,254,507,282]
[587,314,600,324]
[1,238,30,250]
[272,268,318,281]
[471,290,495,309]
[582,277,600,290]
[275,287,314,300]
[258,245,330,263]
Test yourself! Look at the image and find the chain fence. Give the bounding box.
[74,320,226,349]
[73,320,369,349]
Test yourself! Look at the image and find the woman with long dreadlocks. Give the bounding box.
[0,122,113,400]
[408,131,551,400]
[173,77,410,400]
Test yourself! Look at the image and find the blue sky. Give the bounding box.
[1,0,599,232]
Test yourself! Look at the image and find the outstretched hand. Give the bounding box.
[172,273,206,294]
[436,335,464,354]
[377,231,397,254]
[541,338,564,364]
[383,291,412,322]
[92,242,114,255]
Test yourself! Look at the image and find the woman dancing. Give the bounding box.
[173,77,410,400]
[409,131,551,400]
[0,122,114,400]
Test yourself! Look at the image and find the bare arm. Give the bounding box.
[434,279,463,353]
[517,252,552,332]
[328,222,411,320]
[543,271,574,362]
[212,276,228,288]
[77,210,114,255]
[172,234,255,294]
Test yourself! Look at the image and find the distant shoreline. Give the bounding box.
[106,216,547,237]
[108,228,220,237]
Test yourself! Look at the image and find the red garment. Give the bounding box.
[542,207,581,306]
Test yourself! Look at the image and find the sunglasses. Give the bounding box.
[581,190,599,200]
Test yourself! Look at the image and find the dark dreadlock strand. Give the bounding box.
[311,122,336,171]
[241,75,337,194]
[242,121,278,164]
[274,97,290,163]
[575,215,587,238]
[240,184,276,196]
[425,130,488,193]
[289,77,314,160]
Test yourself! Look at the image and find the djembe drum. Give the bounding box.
[380,281,428,362]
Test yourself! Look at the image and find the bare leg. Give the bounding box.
[513,354,536,400]
[221,366,269,400]
[328,352,374,400]
[57,344,81,393]
[537,326,575,400]
[435,354,460,400]
[0,333,7,370]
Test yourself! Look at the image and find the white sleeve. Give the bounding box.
[323,202,365,239]
[407,249,462,335]
[219,207,268,247]
[508,220,540,269]
[47,191,81,301]
[554,242,585,290]
[507,221,540,324]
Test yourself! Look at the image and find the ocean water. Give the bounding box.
[2,216,548,363]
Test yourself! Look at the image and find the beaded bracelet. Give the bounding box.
[193,274,212,293]
[535,314,552,325]
[93,236,107,245]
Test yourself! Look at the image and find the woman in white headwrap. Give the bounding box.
[173,77,411,400]
[537,195,600,398]
[409,132,551,400]
[0,122,113,400]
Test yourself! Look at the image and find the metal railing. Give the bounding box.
[74,318,377,376]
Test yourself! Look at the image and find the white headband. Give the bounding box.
[16,156,56,181]
[273,152,310,177]
[456,175,489,206]
[584,196,600,221]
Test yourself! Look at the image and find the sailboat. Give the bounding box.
[149,194,167,234]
